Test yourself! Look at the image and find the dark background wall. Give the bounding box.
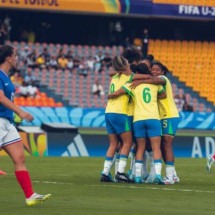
[1,9,215,45]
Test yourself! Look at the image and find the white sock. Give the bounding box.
[129,147,136,171]
[142,151,149,178]
[135,162,143,177]
[173,167,178,177]
[154,160,162,176]
[129,153,135,172]
[103,160,113,175]
[132,161,136,176]
[166,166,174,179]
[115,154,120,175]
[110,153,116,169]
[148,151,155,177]
[118,155,128,173]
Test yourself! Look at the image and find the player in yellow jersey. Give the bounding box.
[122,48,143,180]
[131,61,180,184]
[108,63,166,184]
[100,56,134,183]
[107,48,146,180]
[151,61,180,184]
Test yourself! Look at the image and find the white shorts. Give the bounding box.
[0,118,21,148]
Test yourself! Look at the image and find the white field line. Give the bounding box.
[32,180,215,194]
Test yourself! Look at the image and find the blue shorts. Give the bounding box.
[105,113,131,135]
[133,119,162,138]
[161,117,180,136]
[128,115,136,143]
[128,116,133,132]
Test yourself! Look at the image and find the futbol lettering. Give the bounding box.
[24,0,59,6]
[0,0,59,6]
[1,0,19,3]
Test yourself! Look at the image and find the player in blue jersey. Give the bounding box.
[0,45,51,206]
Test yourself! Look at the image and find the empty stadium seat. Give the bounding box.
[149,39,215,107]
[11,40,213,111]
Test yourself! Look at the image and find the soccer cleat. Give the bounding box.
[127,170,135,180]
[163,177,175,185]
[173,175,180,183]
[206,156,214,173]
[0,170,6,175]
[115,172,134,183]
[145,174,155,184]
[142,174,149,181]
[153,175,165,185]
[100,173,113,182]
[134,176,142,184]
[26,193,51,206]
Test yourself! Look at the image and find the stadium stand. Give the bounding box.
[149,39,215,106]
[6,40,214,111]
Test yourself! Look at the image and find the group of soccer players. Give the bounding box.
[101,48,180,185]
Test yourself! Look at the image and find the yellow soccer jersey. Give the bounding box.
[105,73,133,114]
[122,83,165,122]
[158,76,179,119]
[127,97,134,116]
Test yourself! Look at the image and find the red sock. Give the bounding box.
[213,154,215,160]
[15,170,34,198]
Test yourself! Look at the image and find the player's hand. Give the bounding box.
[130,80,143,89]
[17,110,34,122]
[108,94,115,99]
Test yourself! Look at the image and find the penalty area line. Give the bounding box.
[33,180,75,185]
[33,180,215,194]
[95,184,215,194]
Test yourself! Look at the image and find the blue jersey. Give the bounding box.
[0,70,15,122]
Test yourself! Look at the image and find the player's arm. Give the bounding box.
[108,88,126,99]
[158,91,167,99]
[108,83,133,99]
[0,90,34,122]
[132,73,151,81]
[130,76,166,89]
[157,86,167,99]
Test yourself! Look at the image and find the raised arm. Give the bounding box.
[132,74,151,80]
[130,76,166,89]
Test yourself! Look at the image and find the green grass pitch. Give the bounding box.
[0,156,215,215]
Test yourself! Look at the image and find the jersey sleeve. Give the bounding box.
[122,83,134,98]
[160,75,167,85]
[158,85,165,94]
[129,73,134,82]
